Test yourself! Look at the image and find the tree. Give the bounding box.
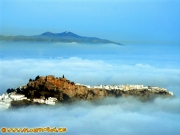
[7,88,15,93]
[29,78,32,82]
[16,88,21,93]
[62,75,65,78]
[35,75,40,81]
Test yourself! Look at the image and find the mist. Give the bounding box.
[0,97,180,135]
[0,43,179,135]
[0,41,179,135]
[0,57,180,96]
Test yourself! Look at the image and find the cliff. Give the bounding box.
[12,75,171,103]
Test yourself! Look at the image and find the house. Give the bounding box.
[33,98,45,103]
[45,99,55,105]
[48,97,57,102]
[10,94,25,100]
[169,91,173,96]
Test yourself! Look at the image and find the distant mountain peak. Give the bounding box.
[60,31,80,37]
[40,31,80,37]
[41,32,54,36]
[62,31,73,34]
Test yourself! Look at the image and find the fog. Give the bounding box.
[0,48,180,134]
[0,97,180,135]
[1,54,179,134]
[0,57,180,96]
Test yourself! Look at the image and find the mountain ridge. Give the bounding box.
[0,31,123,45]
[40,31,80,37]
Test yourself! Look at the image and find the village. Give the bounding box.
[77,83,173,95]
[77,83,168,91]
[0,83,173,110]
[0,91,58,110]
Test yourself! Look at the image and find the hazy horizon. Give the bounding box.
[0,0,180,43]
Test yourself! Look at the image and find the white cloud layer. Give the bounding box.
[0,97,180,135]
[0,57,180,134]
[0,57,180,96]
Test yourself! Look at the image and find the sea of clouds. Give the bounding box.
[0,57,180,96]
[0,97,180,135]
[0,57,180,135]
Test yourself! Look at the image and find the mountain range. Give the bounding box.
[0,31,122,45]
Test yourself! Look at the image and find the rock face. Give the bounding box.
[16,75,171,102]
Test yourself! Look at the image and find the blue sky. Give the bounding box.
[0,0,180,43]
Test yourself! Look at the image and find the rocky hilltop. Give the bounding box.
[0,75,173,108]
[7,75,172,104]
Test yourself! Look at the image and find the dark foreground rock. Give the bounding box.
[10,100,41,108]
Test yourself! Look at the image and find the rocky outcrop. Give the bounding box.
[14,75,171,103]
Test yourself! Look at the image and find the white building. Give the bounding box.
[10,94,25,100]
[84,85,91,88]
[104,85,110,90]
[0,93,12,109]
[45,100,55,105]
[0,101,11,109]
[4,98,13,103]
[44,97,57,105]
[169,91,173,96]
[33,97,57,105]
[33,98,45,103]
[75,83,81,85]
[48,97,57,102]
[1,93,9,100]
[148,86,159,90]
[142,86,148,89]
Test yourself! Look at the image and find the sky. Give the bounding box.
[0,0,180,43]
